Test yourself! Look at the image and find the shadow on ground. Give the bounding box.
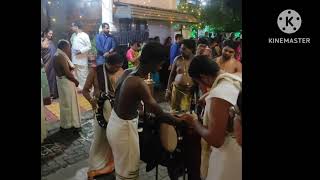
[41,130,81,165]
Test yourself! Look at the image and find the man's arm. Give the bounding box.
[166,57,178,91]
[83,69,96,107]
[189,98,231,148]
[95,34,104,54]
[59,56,79,86]
[138,78,181,123]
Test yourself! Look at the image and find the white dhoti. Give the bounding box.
[107,110,140,180]
[206,136,242,180]
[74,64,88,91]
[41,89,47,143]
[56,76,81,129]
[88,101,113,171]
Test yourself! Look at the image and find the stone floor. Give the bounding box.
[41,90,179,179]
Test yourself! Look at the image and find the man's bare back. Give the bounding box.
[215,56,242,74]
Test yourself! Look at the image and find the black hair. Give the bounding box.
[188,55,220,79]
[102,23,109,28]
[130,40,140,47]
[223,40,237,50]
[164,36,172,46]
[198,37,209,46]
[140,42,166,65]
[148,38,155,43]
[73,20,83,29]
[57,39,70,50]
[154,36,160,40]
[182,39,196,54]
[106,53,124,65]
[210,37,219,44]
[175,34,183,40]
[41,28,53,38]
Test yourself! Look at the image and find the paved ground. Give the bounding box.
[41,90,177,180]
[42,159,178,180]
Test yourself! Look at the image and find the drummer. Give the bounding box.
[106,42,185,180]
[82,53,124,180]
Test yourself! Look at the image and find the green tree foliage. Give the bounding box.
[202,0,241,32]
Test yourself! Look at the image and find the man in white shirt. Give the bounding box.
[182,55,242,180]
[70,21,91,92]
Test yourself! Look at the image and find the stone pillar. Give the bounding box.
[102,0,116,32]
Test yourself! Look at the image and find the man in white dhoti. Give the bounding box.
[182,55,242,180]
[70,21,91,92]
[82,54,124,179]
[53,39,81,131]
[106,42,184,180]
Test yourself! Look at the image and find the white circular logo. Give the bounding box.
[277,9,302,34]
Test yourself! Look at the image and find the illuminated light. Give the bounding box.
[192,10,193,12]
[52,18,56,22]
[170,21,173,24]
[143,2,146,4]
[113,4,115,8]
[183,25,186,29]
[80,16,82,18]
[158,14,160,16]
[48,1,51,5]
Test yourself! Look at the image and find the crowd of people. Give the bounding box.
[41,20,242,180]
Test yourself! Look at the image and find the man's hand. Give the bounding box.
[179,113,198,128]
[74,80,79,87]
[103,52,111,57]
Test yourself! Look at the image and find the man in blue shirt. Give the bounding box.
[169,34,183,68]
[96,23,116,66]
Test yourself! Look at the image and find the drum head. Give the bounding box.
[103,100,112,123]
[160,123,178,152]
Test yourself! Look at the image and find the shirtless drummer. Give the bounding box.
[106,42,185,180]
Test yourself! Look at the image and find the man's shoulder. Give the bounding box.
[80,32,90,38]
[121,75,144,90]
